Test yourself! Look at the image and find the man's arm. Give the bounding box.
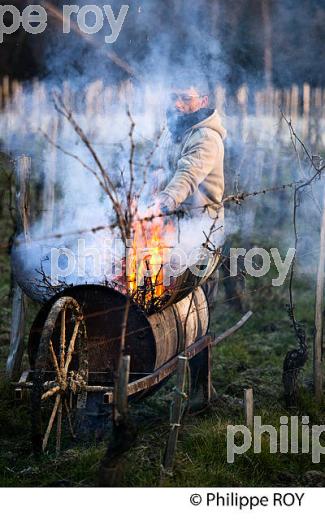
[158,128,223,211]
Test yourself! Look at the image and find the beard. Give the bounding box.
[166,108,184,142]
[166,107,213,143]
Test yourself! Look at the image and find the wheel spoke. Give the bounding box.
[64,320,80,375]
[64,398,76,439]
[60,308,66,370]
[49,340,61,384]
[42,394,61,452]
[42,385,60,401]
[56,399,63,456]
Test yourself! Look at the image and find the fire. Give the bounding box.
[127,212,175,310]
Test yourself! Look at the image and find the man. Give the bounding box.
[157,75,227,411]
[156,75,227,307]
[157,75,227,223]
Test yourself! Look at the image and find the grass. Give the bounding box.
[0,272,324,487]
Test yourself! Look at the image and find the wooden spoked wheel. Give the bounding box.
[31,296,87,456]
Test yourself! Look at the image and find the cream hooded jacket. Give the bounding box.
[158,110,227,219]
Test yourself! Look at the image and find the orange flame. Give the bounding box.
[127,212,175,309]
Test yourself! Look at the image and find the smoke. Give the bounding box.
[0,1,230,300]
[1,0,324,302]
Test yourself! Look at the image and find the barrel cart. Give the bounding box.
[13,253,251,455]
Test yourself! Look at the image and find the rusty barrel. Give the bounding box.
[28,284,209,385]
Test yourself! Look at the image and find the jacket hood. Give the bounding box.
[166,107,227,143]
[192,109,227,140]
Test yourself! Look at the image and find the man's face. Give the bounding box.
[169,86,209,114]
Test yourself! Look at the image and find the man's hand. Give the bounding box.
[140,200,170,221]
[157,192,177,213]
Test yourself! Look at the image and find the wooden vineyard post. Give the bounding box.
[114,354,131,425]
[290,84,299,123]
[314,181,325,402]
[98,354,132,486]
[244,388,254,430]
[42,117,58,232]
[284,88,291,117]
[302,83,311,142]
[161,355,188,480]
[6,156,31,380]
[188,346,212,406]
[244,149,265,236]
[2,75,10,107]
[207,345,212,403]
[237,84,248,141]
[313,87,322,148]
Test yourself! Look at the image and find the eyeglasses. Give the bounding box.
[170,93,204,103]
